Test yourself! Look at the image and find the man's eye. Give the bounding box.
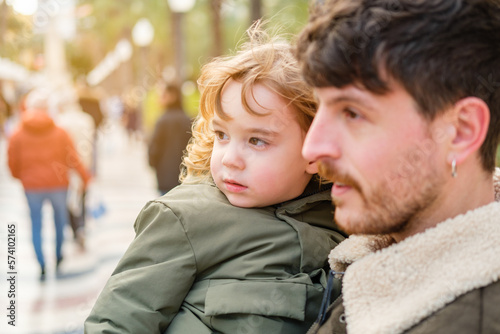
[344,108,360,119]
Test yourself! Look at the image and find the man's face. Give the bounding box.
[210,80,314,208]
[303,83,447,237]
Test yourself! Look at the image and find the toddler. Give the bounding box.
[85,24,345,334]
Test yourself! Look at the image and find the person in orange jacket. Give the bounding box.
[7,89,91,281]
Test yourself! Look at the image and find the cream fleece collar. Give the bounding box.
[329,168,500,334]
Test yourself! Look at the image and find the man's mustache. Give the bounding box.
[318,160,362,193]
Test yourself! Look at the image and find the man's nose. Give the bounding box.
[302,108,342,162]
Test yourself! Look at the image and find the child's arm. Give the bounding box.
[84,201,197,333]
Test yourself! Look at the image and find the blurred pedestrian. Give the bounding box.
[7,89,91,281]
[55,88,95,251]
[122,95,143,143]
[0,84,12,138]
[77,79,104,175]
[148,83,192,195]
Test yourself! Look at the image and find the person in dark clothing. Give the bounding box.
[148,84,192,195]
[78,90,104,129]
[77,83,104,175]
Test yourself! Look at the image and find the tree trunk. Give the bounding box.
[170,10,184,85]
[210,0,223,57]
[250,0,262,24]
[0,0,7,48]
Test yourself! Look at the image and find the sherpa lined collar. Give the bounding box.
[328,168,500,334]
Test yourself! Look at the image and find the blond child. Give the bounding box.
[85,25,345,334]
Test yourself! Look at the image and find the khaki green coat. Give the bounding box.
[85,182,345,334]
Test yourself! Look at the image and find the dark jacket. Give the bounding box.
[85,182,346,334]
[308,169,500,334]
[148,109,191,193]
[78,94,103,129]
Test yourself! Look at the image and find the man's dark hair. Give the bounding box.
[296,0,500,171]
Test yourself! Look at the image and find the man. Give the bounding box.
[295,0,500,333]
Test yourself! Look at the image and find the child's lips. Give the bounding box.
[223,179,247,193]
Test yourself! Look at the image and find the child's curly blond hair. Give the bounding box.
[180,22,317,184]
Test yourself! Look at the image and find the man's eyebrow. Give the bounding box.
[324,94,375,111]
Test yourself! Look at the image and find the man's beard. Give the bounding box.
[318,160,443,236]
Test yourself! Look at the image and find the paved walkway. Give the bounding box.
[0,121,159,334]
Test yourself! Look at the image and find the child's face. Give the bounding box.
[210,80,317,208]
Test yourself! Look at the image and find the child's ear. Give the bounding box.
[306,160,319,175]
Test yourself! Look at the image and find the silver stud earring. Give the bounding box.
[451,159,457,178]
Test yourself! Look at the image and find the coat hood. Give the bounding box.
[21,109,55,134]
[328,168,500,334]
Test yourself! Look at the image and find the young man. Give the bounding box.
[295,0,500,333]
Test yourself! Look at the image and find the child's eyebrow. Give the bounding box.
[211,119,226,128]
[247,127,279,137]
[212,119,279,137]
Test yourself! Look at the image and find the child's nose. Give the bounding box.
[222,144,245,170]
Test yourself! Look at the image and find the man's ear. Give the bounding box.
[306,160,319,175]
[447,97,490,165]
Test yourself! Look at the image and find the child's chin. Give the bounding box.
[226,195,259,208]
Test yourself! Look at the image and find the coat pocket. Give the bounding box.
[166,307,215,334]
[205,280,307,321]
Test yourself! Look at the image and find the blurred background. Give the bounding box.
[0,1,311,333]
[0,0,311,123]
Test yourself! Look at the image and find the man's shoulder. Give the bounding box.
[406,279,500,334]
[313,280,500,334]
[440,279,500,323]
